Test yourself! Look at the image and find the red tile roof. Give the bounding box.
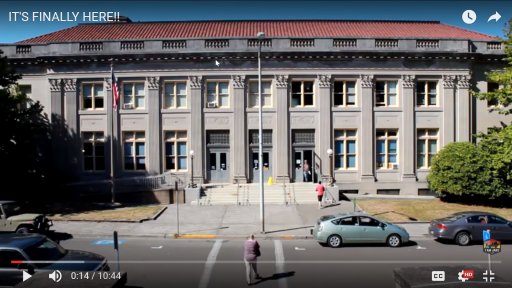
[17,20,497,44]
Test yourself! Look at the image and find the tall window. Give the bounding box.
[82,132,105,171]
[291,81,314,107]
[376,129,398,169]
[82,83,104,110]
[164,131,188,171]
[416,81,438,106]
[206,82,229,108]
[375,81,398,107]
[334,130,357,169]
[417,129,438,169]
[333,81,356,106]
[248,81,272,108]
[163,82,187,109]
[123,131,146,170]
[122,82,145,109]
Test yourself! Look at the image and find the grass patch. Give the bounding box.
[357,199,512,222]
[48,205,165,221]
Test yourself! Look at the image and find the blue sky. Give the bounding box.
[0,0,511,43]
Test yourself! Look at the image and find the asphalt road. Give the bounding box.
[55,237,512,288]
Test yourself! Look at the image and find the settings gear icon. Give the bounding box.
[459,270,469,282]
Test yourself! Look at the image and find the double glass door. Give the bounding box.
[207,149,229,183]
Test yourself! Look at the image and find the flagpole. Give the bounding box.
[110,61,116,203]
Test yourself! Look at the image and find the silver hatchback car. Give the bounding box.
[312,212,410,248]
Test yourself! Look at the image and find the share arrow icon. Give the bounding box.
[488,11,501,22]
[23,271,32,282]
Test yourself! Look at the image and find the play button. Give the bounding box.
[23,271,32,282]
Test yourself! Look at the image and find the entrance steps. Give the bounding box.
[194,182,319,205]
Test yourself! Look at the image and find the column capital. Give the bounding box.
[401,75,415,89]
[457,75,471,89]
[146,76,160,90]
[274,75,289,88]
[49,79,62,92]
[442,75,456,88]
[359,74,374,88]
[231,75,246,89]
[188,76,203,89]
[317,74,332,88]
[63,78,77,92]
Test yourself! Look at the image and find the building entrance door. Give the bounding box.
[294,149,314,182]
[207,149,229,183]
[251,150,272,183]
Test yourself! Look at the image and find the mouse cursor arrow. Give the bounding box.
[488,11,501,22]
[215,60,220,67]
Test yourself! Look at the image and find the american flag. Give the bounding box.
[111,67,119,110]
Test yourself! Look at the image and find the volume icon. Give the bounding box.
[49,270,62,283]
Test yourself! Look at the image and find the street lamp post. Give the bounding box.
[189,150,195,188]
[327,148,333,186]
[257,31,265,233]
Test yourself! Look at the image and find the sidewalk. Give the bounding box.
[52,199,431,239]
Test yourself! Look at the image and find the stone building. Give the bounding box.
[1,20,508,195]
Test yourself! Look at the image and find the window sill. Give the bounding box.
[289,107,319,112]
[246,107,276,112]
[376,169,400,173]
[119,109,148,114]
[334,169,358,173]
[203,108,233,112]
[415,107,443,112]
[374,107,402,112]
[161,109,191,114]
[332,107,361,112]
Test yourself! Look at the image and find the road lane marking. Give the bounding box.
[294,247,306,251]
[198,239,223,288]
[151,246,163,249]
[274,240,288,288]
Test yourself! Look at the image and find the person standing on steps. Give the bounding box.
[244,234,262,285]
[303,160,311,182]
[316,181,325,209]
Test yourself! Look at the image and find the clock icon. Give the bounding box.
[462,10,477,24]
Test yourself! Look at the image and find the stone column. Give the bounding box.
[359,75,375,182]
[146,76,161,174]
[442,75,456,146]
[456,75,471,142]
[49,79,66,176]
[189,76,204,183]
[400,75,416,181]
[63,79,80,176]
[49,79,63,124]
[231,75,247,183]
[274,75,290,183]
[317,74,332,182]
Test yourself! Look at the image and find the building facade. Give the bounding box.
[1,20,508,195]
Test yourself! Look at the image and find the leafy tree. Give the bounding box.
[0,50,51,195]
[427,142,494,197]
[474,19,512,114]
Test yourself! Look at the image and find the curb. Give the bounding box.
[51,205,168,223]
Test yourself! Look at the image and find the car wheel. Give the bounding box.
[327,235,342,248]
[387,234,402,247]
[16,227,30,234]
[455,231,471,246]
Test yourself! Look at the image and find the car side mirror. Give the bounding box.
[379,223,386,228]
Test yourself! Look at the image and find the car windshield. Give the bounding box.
[2,203,23,217]
[24,238,67,266]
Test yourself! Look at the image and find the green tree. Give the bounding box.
[474,19,512,114]
[0,50,51,194]
[427,142,494,197]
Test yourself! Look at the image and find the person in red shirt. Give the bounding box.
[315,181,325,209]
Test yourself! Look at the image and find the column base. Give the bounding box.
[233,175,248,184]
[401,174,417,182]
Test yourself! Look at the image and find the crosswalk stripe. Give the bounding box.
[274,240,288,288]
[198,239,223,288]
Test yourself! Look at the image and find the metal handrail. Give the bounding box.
[236,179,240,205]
[282,181,288,205]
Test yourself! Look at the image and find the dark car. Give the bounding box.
[0,234,109,287]
[428,211,512,246]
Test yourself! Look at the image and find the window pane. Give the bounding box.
[263,94,272,107]
[95,85,104,97]
[376,155,385,167]
[291,94,301,107]
[347,93,356,105]
[428,82,437,94]
[347,155,356,168]
[262,82,271,94]
[292,82,301,93]
[96,157,105,170]
[84,157,94,170]
[417,154,425,168]
[304,82,313,93]
[96,143,105,157]
[125,157,134,170]
[123,85,132,103]
[136,83,145,96]
[165,93,174,108]
[177,83,186,95]
[249,94,258,107]
[388,140,397,153]
[416,82,424,94]
[376,82,385,93]
[136,143,145,156]
[136,96,145,108]
[177,142,187,156]
[376,140,385,153]
[388,81,397,93]
[178,156,187,170]
[335,140,344,154]
[346,82,355,94]
[137,157,146,170]
[135,132,145,140]
[388,94,397,106]
[249,82,258,93]
[346,130,357,137]
[94,97,104,108]
[417,140,425,153]
[429,93,437,105]
[335,155,344,168]
[220,94,229,107]
[124,143,133,156]
[166,157,175,170]
[84,98,93,109]
[207,94,216,104]
[429,141,437,153]
[388,154,397,164]
[83,85,92,97]
[219,82,229,94]
[177,94,187,108]
[417,93,426,106]
[304,93,313,106]
[165,143,175,156]
[347,140,356,153]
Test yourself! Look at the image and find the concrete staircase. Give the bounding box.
[194,182,319,205]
